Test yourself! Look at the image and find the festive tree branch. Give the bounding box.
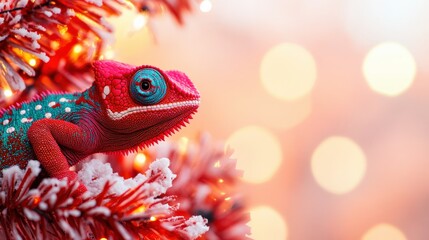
[0,0,193,106]
[0,159,208,239]
[135,133,251,240]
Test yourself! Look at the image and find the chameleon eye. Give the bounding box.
[130,68,167,105]
[140,79,152,91]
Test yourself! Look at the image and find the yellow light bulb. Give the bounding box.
[133,153,147,171]
[4,89,12,98]
[73,44,83,54]
[28,58,37,67]
[133,14,148,30]
[133,205,146,214]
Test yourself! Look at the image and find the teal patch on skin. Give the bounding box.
[0,91,96,150]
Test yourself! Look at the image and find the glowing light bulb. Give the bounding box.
[4,89,12,98]
[260,43,317,101]
[73,44,83,54]
[214,161,221,168]
[133,14,148,30]
[178,137,189,154]
[311,136,366,194]
[363,42,416,96]
[362,223,407,240]
[249,206,287,240]
[28,58,37,67]
[226,126,282,184]
[103,50,115,60]
[200,0,212,13]
[150,216,157,221]
[133,153,147,171]
[133,205,146,214]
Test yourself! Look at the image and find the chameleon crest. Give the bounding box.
[0,60,200,194]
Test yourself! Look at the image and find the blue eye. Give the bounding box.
[130,68,167,105]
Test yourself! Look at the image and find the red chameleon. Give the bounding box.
[0,60,200,194]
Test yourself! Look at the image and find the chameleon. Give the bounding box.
[0,60,200,194]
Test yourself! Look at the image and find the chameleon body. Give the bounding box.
[0,60,200,193]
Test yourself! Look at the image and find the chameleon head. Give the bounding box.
[92,60,200,136]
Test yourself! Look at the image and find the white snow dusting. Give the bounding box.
[184,216,210,239]
[78,158,175,196]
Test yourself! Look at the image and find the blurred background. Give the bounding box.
[111,0,427,239]
[4,0,429,239]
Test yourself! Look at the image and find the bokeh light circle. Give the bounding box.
[311,136,366,194]
[260,43,317,101]
[226,126,282,183]
[249,206,287,240]
[362,223,407,240]
[363,42,416,96]
[199,0,213,13]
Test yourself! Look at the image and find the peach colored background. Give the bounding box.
[111,1,429,239]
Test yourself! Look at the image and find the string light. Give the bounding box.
[133,14,148,30]
[133,153,147,171]
[133,205,146,214]
[214,161,221,168]
[178,137,189,154]
[3,89,12,98]
[73,44,83,54]
[33,197,40,205]
[28,58,37,67]
[150,216,157,221]
[103,49,115,60]
[199,0,212,13]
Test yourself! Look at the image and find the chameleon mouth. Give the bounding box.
[107,99,200,120]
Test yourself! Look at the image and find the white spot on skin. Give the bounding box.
[35,105,42,110]
[65,107,71,112]
[48,102,56,107]
[59,98,68,102]
[104,86,110,95]
[103,86,110,99]
[21,118,33,123]
[20,110,26,115]
[6,127,15,133]
[45,113,52,118]
[3,119,9,125]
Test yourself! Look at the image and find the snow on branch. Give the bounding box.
[0,158,208,239]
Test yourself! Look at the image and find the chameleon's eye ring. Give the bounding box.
[130,68,167,105]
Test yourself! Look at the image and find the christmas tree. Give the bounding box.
[0,1,249,239]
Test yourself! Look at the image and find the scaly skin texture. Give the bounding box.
[0,60,200,194]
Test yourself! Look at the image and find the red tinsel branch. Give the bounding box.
[0,159,208,239]
[140,133,251,240]
[0,0,194,106]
